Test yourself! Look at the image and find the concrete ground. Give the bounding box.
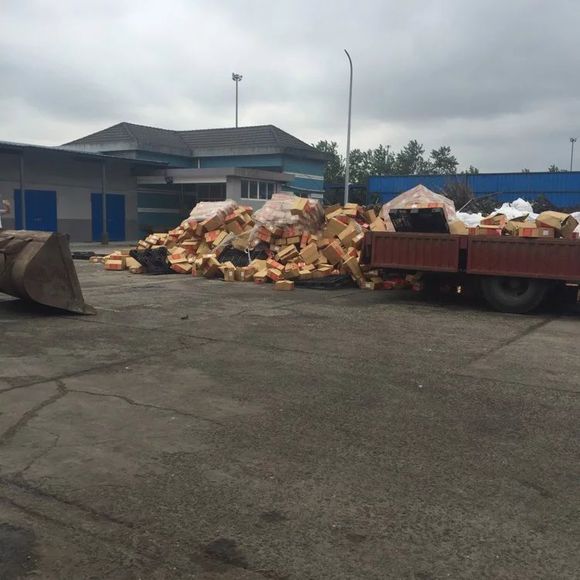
[0,262,578,579]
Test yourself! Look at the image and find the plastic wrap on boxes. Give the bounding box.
[189,200,239,221]
[250,193,325,243]
[381,185,456,231]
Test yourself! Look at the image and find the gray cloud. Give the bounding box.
[1,0,579,171]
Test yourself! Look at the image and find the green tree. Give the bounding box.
[429,146,458,175]
[313,140,344,183]
[461,165,479,174]
[548,164,560,172]
[347,148,370,183]
[394,140,429,174]
[366,144,395,176]
[521,168,531,173]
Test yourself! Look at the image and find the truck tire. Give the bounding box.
[480,276,548,314]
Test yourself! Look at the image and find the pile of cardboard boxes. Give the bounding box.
[453,210,579,239]
[101,195,391,290]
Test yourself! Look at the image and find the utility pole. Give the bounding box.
[570,137,577,172]
[232,73,243,128]
[343,50,353,205]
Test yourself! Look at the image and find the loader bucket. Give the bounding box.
[0,230,95,314]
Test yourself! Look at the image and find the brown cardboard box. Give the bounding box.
[343,256,363,280]
[468,225,503,237]
[171,262,193,274]
[535,211,578,238]
[338,223,358,246]
[253,269,269,282]
[325,217,349,238]
[363,208,377,223]
[517,226,555,238]
[274,280,295,291]
[299,242,320,265]
[324,203,342,216]
[225,220,244,235]
[298,269,313,280]
[276,245,299,263]
[370,218,387,232]
[201,214,223,232]
[266,268,284,281]
[322,241,346,265]
[284,263,300,279]
[480,213,507,227]
[125,257,142,270]
[504,220,536,236]
[291,197,308,215]
[448,220,468,235]
[104,259,125,271]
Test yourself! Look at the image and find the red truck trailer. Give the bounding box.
[362,232,580,313]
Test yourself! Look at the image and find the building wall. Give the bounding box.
[0,150,140,241]
[368,172,580,208]
[199,154,284,171]
[282,156,325,193]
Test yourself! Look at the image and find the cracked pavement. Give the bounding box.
[0,262,579,579]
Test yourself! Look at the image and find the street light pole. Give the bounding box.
[344,49,353,205]
[232,73,243,128]
[570,137,577,172]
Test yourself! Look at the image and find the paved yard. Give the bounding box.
[0,262,578,579]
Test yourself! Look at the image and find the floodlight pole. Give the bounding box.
[344,50,353,205]
[232,73,243,128]
[570,137,577,172]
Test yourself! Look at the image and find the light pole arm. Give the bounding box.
[344,49,353,205]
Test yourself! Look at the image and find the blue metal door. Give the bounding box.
[13,189,57,231]
[91,193,126,241]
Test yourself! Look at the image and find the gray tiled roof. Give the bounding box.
[63,122,322,157]
[178,125,314,151]
[64,122,190,154]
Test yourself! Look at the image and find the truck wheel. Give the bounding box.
[480,276,548,314]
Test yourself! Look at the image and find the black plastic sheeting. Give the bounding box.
[129,247,173,275]
[71,251,96,260]
[294,274,355,290]
[217,246,269,267]
[389,207,449,234]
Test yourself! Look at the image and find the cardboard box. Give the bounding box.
[291,197,308,215]
[276,245,299,263]
[171,262,193,274]
[363,208,377,223]
[125,257,142,270]
[343,256,363,280]
[468,225,503,237]
[201,214,223,232]
[266,258,285,270]
[504,220,536,236]
[370,218,387,232]
[448,220,468,235]
[284,263,300,279]
[535,211,578,238]
[104,259,125,271]
[266,268,284,281]
[325,218,349,238]
[225,220,244,235]
[298,269,313,280]
[299,242,320,265]
[337,223,358,246]
[480,213,507,227]
[517,226,555,238]
[322,241,346,265]
[274,280,295,291]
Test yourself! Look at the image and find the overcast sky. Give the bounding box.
[1,0,579,171]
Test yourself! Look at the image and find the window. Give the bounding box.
[241,180,276,200]
[259,182,267,199]
[249,181,258,199]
